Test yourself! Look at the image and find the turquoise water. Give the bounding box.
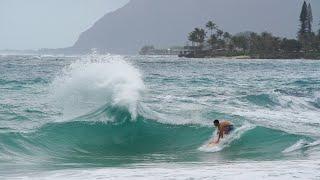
[0,54,319,179]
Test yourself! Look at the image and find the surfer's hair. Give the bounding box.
[214,120,219,124]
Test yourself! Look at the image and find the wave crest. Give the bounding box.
[50,54,145,120]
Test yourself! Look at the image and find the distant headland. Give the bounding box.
[2,0,319,58]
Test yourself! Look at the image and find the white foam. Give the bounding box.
[283,139,320,153]
[282,139,309,153]
[50,54,145,121]
[220,92,320,138]
[12,160,320,180]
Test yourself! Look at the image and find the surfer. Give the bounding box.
[213,119,234,144]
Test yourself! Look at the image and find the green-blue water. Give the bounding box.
[0,54,319,179]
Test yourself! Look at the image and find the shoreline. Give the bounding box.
[179,52,320,60]
[205,55,320,60]
[1,53,319,60]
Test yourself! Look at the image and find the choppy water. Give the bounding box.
[0,54,319,179]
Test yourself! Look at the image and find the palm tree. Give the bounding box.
[223,32,232,49]
[223,32,231,39]
[231,35,249,51]
[194,28,206,49]
[207,34,217,50]
[206,21,217,38]
[216,29,224,39]
[188,31,197,47]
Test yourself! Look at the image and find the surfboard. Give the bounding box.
[207,141,218,147]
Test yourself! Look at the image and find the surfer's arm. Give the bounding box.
[215,131,223,143]
[219,130,224,138]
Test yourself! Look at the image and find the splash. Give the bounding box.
[50,54,145,120]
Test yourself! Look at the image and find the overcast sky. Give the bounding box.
[0,0,319,50]
[0,0,129,50]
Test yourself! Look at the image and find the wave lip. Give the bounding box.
[49,54,145,121]
[283,139,320,153]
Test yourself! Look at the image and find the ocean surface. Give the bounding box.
[0,54,319,179]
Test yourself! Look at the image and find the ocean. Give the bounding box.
[0,54,319,179]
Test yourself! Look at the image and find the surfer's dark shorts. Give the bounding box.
[225,125,234,134]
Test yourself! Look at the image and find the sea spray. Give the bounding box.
[50,54,145,121]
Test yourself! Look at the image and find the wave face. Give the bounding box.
[0,105,312,167]
[0,55,319,173]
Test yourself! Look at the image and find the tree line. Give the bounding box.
[183,1,320,59]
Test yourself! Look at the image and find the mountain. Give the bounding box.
[70,0,318,54]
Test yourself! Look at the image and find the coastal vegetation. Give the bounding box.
[179,1,320,59]
[139,45,183,55]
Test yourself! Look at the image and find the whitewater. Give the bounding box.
[0,54,319,179]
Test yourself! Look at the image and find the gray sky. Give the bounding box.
[0,0,128,50]
[0,0,319,50]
